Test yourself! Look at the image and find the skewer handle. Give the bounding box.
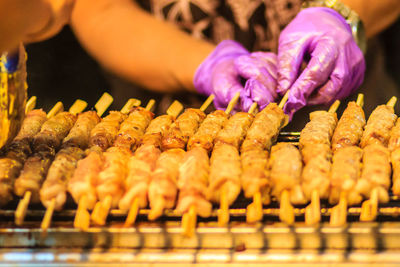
[47,101,64,118]
[279,190,294,225]
[278,91,289,109]
[15,191,31,226]
[69,99,88,115]
[218,185,229,226]
[224,92,240,115]
[124,197,139,227]
[95,92,113,117]
[199,94,215,112]
[145,99,156,112]
[25,96,37,114]
[41,198,56,232]
[166,100,183,119]
[356,93,364,108]
[74,195,90,230]
[121,98,141,114]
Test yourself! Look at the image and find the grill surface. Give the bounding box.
[2,132,400,264]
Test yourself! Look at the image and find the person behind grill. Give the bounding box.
[1,0,399,118]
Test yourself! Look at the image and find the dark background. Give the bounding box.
[25,19,400,129]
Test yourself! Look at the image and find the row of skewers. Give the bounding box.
[0,91,399,237]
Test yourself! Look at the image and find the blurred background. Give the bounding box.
[25,18,400,128]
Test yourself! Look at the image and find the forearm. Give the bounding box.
[0,0,50,53]
[70,0,214,93]
[341,0,400,37]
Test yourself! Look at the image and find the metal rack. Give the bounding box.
[1,132,400,264]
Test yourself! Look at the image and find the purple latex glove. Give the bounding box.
[194,40,277,112]
[277,7,365,117]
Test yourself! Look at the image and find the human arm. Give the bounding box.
[0,0,74,54]
[342,0,400,38]
[70,0,214,94]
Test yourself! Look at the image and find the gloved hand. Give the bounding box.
[277,7,365,117]
[194,40,278,112]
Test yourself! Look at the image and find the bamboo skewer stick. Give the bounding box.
[217,92,241,227]
[90,99,144,226]
[73,94,114,230]
[124,99,182,227]
[359,96,396,222]
[40,100,88,232]
[305,100,340,225]
[330,94,364,226]
[15,101,64,226]
[95,92,113,117]
[25,96,37,114]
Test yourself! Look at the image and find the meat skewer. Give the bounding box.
[121,100,185,227]
[40,103,101,231]
[301,100,340,225]
[148,98,211,220]
[269,142,303,225]
[71,97,138,229]
[329,94,365,226]
[242,99,289,223]
[69,94,117,230]
[91,99,155,226]
[172,95,222,236]
[358,96,397,222]
[14,101,69,225]
[0,96,46,207]
[207,93,256,226]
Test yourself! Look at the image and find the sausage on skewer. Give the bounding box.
[0,104,47,206]
[357,96,397,221]
[148,101,208,220]
[39,108,100,231]
[300,100,340,225]
[329,94,365,226]
[90,100,151,226]
[119,101,183,227]
[269,142,304,225]
[241,101,288,223]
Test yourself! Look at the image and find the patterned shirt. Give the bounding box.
[136,0,302,52]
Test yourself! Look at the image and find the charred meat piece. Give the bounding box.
[114,107,154,150]
[214,112,253,149]
[161,108,205,150]
[96,147,132,208]
[187,110,228,153]
[119,144,161,210]
[62,111,100,149]
[68,149,103,210]
[360,105,397,148]
[207,143,241,205]
[176,147,211,217]
[330,146,363,205]
[140,115,174,148]
[32,112,76,152]
[356,144,391,203]
[148,149,186,213]
[89,111,127,151]
[40,147,86,210]
[269,143,305,205]
[331,102,365,152]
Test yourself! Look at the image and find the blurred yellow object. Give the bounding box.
[0,44,27,149]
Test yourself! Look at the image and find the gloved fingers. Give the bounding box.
[282,39,338,115]
[235,53,278,99]
[243,78,276,111]
[276,38,308,95]
[212,62,244,110]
